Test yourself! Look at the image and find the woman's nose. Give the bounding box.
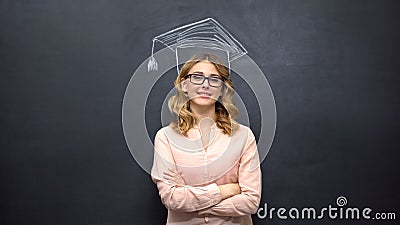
[202,78,210,88]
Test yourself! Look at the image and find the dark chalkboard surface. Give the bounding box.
[1,0,399,224]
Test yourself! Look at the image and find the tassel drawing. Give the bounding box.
[148,39,158,71]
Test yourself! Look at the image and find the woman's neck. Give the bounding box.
[190,102,216,123]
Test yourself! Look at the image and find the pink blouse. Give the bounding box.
[151,124,262,225]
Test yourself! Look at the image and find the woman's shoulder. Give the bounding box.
[237,123,250,129]
[236,123,253,132]
[234,123,256,139]
[155,124,172,133]
[155,124,181,138]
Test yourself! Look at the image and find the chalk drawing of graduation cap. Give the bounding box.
[147,18,248,73]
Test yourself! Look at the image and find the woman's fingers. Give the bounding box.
[167,168,179,174]
[163,168,178,180]
[163,172,174,180]
[163,170,174,176]
[232,183,241,195]
[163,168,186,186]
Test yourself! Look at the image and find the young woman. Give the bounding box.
[151,53,261,224]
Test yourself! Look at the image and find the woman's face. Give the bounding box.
[181,61,223,107]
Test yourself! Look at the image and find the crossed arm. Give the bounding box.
[163,168,241,201]
[151,128,261,216]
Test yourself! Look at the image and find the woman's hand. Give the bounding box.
[218,183,241,200]
[163,168,186,187]
[163,168,240,200]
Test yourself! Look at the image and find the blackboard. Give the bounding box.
[1,0,399,224]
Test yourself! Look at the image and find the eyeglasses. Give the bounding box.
[187,74,224,87]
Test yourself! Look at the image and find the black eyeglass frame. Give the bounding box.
[187,74,224,87]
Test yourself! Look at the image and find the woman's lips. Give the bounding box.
[197,92,212,98]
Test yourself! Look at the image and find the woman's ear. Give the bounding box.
[181,80,188,92]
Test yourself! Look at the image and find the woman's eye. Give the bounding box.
[210,78,219,82]
[193,76,203,80]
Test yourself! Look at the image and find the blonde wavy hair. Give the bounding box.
[168,53,239,136]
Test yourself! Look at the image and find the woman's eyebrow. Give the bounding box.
[191,71,221,77]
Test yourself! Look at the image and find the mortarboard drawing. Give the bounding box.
[148,18,248,74]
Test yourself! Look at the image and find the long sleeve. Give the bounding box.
[151,128,223,212]
[197,128,262,217]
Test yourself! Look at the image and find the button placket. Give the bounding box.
[203,149,209,180]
